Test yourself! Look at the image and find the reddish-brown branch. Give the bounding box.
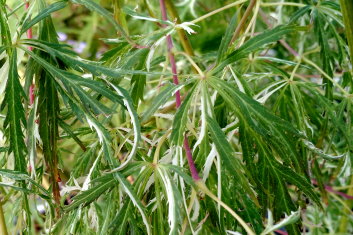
[159,0,200,180]
[274,230,288,235]
[312,179,353,200]
[230,0,257,44]
[160,0,181,107]
[183,135,201,180]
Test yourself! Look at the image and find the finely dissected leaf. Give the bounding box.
[271,159,321,207]
[123,6,170,25]
[208,77,303,169]
[170,83,198,145]
[156,167,182,235]
[163,164,197,188]
[21,46,121,115]
[21,1,67,34]
[2,0,353,233]
[0,4,12,45]
[0,169,49,195]
[0,169,34,181]
[126,49,148,106]
[113,172,152,235]
[256,57,310,68]
[1,49,27,172]
[1,0,27,173]
[58,119,86,151]
[106,81,141,171]
[73,86,115,115]
[303,140,345,160]
[262,209,300,235]
[340,0,353,65]
[21,40,161,77]
[0,45,7,54]
[206,115,255,199]
[255,149,301,235]
[23,44,119,168]
[216,11,238,64]
[313,10,334,99]
[214,25,297,73]
[141,82,185,122]
[289,5,311,23]
[0,147,9,152]
[63,177,116,212]
[85,114,117,168]
[0,183,34,194]
[109,201,131,234]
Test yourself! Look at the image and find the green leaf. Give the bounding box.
[208,77,303,169]
[170,83,198,145]
[123,6,170,25]
[156,167,182,234]
[21,39,160,78]
[0,169,49,195]
[272,159,321,207]
[73,85,115,115]
[339,0,353,67]
[21,1,68,35]
[0,45,7,54]
[313,10,334,99]
[113,172,152,235]
[105,81,141,171]
[21,46,120,115]
[289,5,311,23]
[213,25,297,73]
[216,11,238,64]
[63,177,116,212]
[58,119,86,152]
[1,49,27,172]
[0,4,12,46]
[206,115,255,198]
[0,147,9,152]
[162,164,197,188]
[109,201,131,234]
[27,97,38,177]
[303,140,345,160]
[141,82,185,123]
[126,49,149,107]
[262,209,300,235]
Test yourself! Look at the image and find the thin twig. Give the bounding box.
[230,0,257,44]
[190,0,247,24]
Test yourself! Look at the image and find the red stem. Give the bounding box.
[159,0,181,107]
[184,135,201,180]
[312,179,353,200]
[274,230,288,235]
[159,0,200,180]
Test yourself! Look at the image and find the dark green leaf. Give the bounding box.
[21,1,68,34]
